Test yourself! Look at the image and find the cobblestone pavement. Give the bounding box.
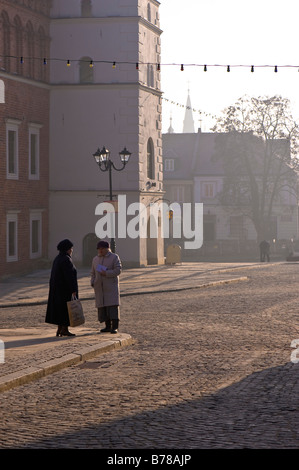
[0,262,299,449]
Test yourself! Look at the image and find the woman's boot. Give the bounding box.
[56,325,62,337]
[100,320,111,333]
[111,319,119,334]
[60,326,75,336]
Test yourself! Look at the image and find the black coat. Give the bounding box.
[45,252,78,326]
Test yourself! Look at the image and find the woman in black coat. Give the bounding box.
[45,239,78,336]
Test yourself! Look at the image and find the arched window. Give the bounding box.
[81,0,92,17]
[147,64,154,87]
[14,16,23,75]
[38,26,47,81]
[79,56,94,83]
[26,21,35,78]
[147,3,151,22]
[1,11,10,72]
[147,138,155,179]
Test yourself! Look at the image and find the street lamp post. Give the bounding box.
[93,145,131,253]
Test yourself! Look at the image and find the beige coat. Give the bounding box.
[91,251,121,308]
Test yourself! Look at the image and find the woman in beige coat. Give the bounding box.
[91,240,122,333]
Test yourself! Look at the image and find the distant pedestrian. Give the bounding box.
[45,239,78,337]
[90,240,122,334]
[259,240,270,262]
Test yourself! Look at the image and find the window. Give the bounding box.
[1,11,10,72]
[80,56,94,83]
[6,213,18,262]
[30,211,42,258]
[8,130,16,174]
[81,0,92,17]
[147,3,151,21]
[37,26,47,81]
[15,16,23,76]
[147,138,155,179]
[173,185,185,203]
[6,119,21,179]
[164,158,174,171]
[26,21,35,78]
[147,64,154,87]
[29,124,42,179]
[0,79,4,103]
[202,182,216,199]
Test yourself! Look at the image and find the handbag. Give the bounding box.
[67,295,85,327]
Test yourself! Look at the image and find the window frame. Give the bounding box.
[147,138,155,180]
[28,123,42,180]
[30,211,42,259]
[6,119,21,180]
[202,181,217,199]
[79,56,94,83]
[6,212,19,262]
[172,185,185,204]
[81,0,92,17]
[164,158,174,172]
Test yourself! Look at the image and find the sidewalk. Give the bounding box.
[0,261,266,392]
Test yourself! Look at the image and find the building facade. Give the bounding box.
[163,127,299,259]
[0,0,51,278]
[0,0,164,278]
[49,0,164,268]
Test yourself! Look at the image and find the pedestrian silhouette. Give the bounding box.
[259,240,270,262]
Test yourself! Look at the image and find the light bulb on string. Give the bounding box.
[274,65,278,72]
[112,61,116,69]
[251,65,254,72]
[204,65,207,71]
[89,60,94,68]
[227,65,230,72]
[181,64,184,71]
[43,58,47,65]
[67,60,71,67]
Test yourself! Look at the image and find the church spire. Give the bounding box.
[183,87,195,133]
[168,113,174,133]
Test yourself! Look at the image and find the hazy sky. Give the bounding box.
[159,0,299,133]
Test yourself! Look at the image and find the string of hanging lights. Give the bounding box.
[1,54,299,72]
[162,96,218,120]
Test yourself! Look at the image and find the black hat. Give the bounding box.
[97,240,110,249]
[57,239,73,252]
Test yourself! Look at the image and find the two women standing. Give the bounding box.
[46,239,121,336]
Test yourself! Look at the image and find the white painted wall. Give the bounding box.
[49,0,164,266]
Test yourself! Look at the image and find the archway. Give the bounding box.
[82,233,99,266]
[146,215,158,264]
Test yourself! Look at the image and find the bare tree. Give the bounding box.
[212,95,299,242]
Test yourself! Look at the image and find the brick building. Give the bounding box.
[0,0,164,278]
[0,0,51,278]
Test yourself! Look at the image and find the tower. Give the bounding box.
[49,0,164,267]
[183,88,195,133]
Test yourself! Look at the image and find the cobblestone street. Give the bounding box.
[0,263,299,449]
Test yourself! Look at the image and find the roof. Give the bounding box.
[162,131,294,180]
[162,131,224,180]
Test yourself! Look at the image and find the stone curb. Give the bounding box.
[0,334,133,393]
[0,276,249,308]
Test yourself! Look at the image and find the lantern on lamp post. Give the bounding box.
[93,146,132,252]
